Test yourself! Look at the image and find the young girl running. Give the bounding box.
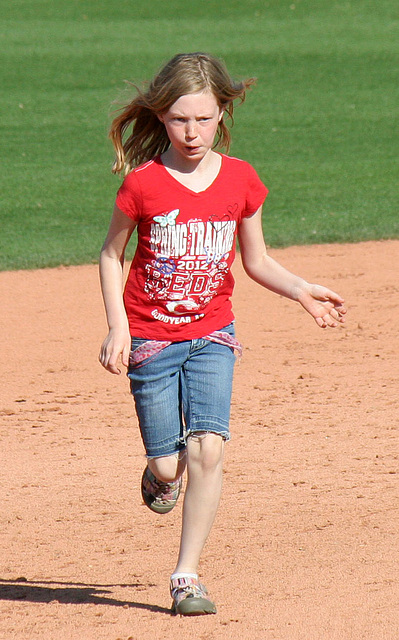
[99,52,346,616]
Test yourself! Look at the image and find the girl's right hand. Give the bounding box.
[99,327,131,375]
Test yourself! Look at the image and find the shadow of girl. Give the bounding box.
[0,578,171,614]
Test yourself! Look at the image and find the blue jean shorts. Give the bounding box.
[127,323,237,458]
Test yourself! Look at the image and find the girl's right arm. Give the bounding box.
[99,204,137,375]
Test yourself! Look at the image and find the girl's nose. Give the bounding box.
[185,121,197,139]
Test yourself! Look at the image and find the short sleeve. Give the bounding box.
[242,163,268,218]
[115,171,142,221]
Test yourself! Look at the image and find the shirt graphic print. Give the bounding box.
[146,206,237,322]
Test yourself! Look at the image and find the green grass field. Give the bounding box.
[1,0,398,270]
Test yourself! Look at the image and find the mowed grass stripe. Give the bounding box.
[1,2,398,269]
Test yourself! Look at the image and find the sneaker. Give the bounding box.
[170,576,217,616]
[141,466,182,514]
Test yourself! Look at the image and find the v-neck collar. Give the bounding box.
[156,154,224,196]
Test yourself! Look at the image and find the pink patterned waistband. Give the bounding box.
[129,330,243,367]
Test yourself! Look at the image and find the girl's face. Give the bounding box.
[159,91,224,166]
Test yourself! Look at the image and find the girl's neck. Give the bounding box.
[161,147,219,174]
[160,149,222,193]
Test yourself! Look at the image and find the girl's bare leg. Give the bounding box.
[148,451,186,482]
[172,432,224,575]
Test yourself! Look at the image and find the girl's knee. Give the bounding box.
[148,451,186,482]
[187,432,224,472]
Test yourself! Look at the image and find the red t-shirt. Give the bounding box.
[116,154,268,340]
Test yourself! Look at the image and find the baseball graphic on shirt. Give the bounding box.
[166,299,200,315]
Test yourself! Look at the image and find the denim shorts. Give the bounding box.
[127,323,237,458]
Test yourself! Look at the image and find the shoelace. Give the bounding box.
[144,473,180,500]
[170,576,208,601]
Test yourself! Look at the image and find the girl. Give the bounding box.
[99,52,346,616]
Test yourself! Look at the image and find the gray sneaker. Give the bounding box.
[141,466,182,514]
[170,576,217,615]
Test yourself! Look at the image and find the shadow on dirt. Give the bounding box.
[0,578,171,614]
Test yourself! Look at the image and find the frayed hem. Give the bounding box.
[145,448,187,461]
[185,429,231,443]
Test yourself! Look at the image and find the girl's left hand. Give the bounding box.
[297,284,347,328]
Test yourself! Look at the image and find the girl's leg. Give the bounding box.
[171,330,235,575]
[148,450,186,483]
[172,432,224,575]
[142,451,187,514]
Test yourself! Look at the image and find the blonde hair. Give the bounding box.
[109,52,256,174]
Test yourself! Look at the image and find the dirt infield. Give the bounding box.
[1,240,398,640]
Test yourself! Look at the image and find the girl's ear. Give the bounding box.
[218,107,225,123]
[157,113,164,123]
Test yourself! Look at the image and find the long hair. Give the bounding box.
[109,52,256,174]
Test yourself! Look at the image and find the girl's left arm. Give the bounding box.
[238,207,346,328]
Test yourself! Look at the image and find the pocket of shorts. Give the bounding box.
[128,338,151,370]
[219,322,235,337]
[130,337,148,350]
